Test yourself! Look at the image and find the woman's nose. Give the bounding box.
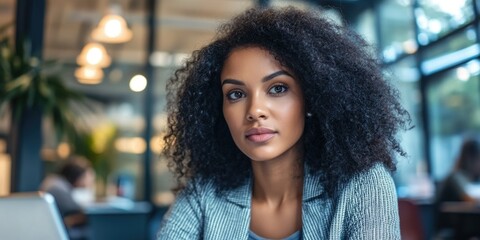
[246,94,268,121]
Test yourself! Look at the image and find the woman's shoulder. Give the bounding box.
[332,165,400,238]
[342,163,396,197]
[180,178,218,198]
[353,163,393,182]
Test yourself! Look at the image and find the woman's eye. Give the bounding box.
[268,85,288,95]
[226,90,245,101]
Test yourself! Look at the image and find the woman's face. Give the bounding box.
[221,47,305,162]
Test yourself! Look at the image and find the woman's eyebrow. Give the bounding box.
[221,70,293,86]
[262,70,293,82]
[221,79,244,86]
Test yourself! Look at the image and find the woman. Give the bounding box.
[437,139,480,203]
[435,139,480,238]
[158,7,409,240]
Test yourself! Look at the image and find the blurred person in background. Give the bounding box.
[437,139,480,202]
[40,155,95,240]
[436,138,480,239]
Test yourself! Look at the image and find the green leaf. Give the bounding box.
[6,72,33,91]
[0,34,94,151]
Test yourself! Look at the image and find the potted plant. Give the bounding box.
[0,23,92,190]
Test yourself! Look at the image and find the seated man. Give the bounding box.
[40,156,95,240]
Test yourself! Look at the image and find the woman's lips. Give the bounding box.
[245,127,276,143]
[247,133,275,143]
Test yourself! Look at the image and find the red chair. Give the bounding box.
[398,199,425,240]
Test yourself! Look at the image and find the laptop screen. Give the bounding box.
[0,192,69,240]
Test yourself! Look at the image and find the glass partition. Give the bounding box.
[421,27,478,75]
[416,0,474,45]
[427,60,480,180]
[354,9,377,47]
[378,0,416,62]
[386,57,432,199]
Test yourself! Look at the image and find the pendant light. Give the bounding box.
[76,42,111,68]
[75,65,104,85]
[91,14,132,44]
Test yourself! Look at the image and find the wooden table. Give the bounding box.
[441,201,480,214]
[439,201,480,239]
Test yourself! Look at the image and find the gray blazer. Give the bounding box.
[157,164,400,240]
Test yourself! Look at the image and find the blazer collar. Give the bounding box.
[224,163,324,207]
[302,164,324,201]
[225,177,252,208]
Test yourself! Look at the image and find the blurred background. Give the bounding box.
[0,0,479,239]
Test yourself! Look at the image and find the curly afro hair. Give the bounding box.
[163,7,411,196]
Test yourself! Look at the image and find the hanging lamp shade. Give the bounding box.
[91,14,132,44]
[75,65,104,85]
[76,43,111,68]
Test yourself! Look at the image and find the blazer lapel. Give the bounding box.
[302,165,328,240]
[205,178,252,239]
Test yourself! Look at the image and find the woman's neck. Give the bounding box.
[251,156,303,206]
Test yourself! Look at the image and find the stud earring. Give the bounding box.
[306,112,313,117]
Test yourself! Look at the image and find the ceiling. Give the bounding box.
[43,0,257,65]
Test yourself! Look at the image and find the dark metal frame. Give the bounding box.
[10,0,46,192]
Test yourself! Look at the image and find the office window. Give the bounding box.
[271,0,314,9]
[378,0,416,62]
[421,27,478,75]
[416,0,474,45]
[427,60,480,180]
[386,57,432,199]
[354,9,377,47]
[151,66,175,206]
